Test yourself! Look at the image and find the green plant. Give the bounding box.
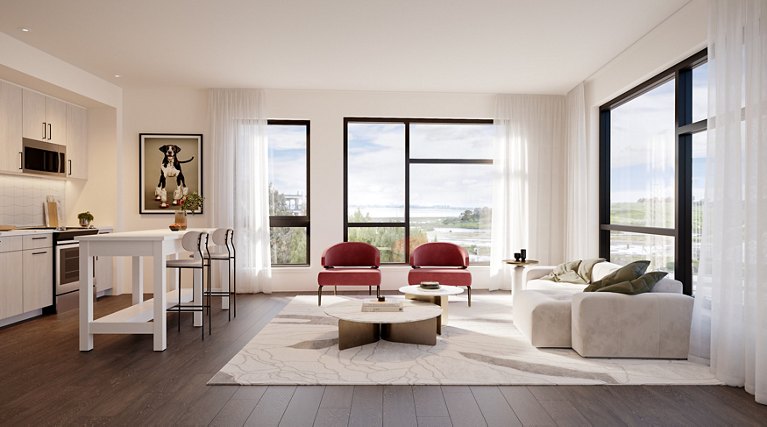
[180,192,204,213]
[77,211,94,221]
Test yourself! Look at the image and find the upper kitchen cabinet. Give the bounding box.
[66,104,88,179]
[0,81,23,174]
[22,89,67,145]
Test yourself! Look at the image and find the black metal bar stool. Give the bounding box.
[166,231,211,339]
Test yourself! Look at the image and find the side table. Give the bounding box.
[502,259,539,297]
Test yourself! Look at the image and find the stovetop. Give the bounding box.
[16,226,99,241]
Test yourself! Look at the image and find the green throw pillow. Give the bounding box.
[577,258,606,283]
[583,260,651,292]
[540,260,586,283]
[596,271,668,295]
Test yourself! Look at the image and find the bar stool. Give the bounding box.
[166,231,211,339]
[204,228,236,320]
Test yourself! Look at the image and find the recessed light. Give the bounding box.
[19,27,31,32]
[114,74,121,78]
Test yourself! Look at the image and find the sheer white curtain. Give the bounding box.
[563,83,596,260]
[208,89,271,293]
[690,0,767,404]
[490,95,566,290]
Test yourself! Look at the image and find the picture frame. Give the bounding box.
[139,133,203,214]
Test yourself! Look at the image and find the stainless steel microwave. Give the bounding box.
[22,138,66,176]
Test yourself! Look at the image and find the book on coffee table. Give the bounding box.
[361,299,403,312]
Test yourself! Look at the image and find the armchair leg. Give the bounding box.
[368,285,372,295]
[376,285,380,298]
[318,286,323,306]
[467,287,471,307]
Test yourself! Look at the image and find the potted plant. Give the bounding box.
[77,211,94,228]
[173,192,204,230]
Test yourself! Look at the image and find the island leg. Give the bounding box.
[79,242,94,351]
[153,243,167,351]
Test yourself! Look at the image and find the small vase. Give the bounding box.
[174,211,188,230]
[79,218,91,228]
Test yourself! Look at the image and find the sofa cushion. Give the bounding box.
[591,261,622,282]
[584,260,650,292]
[596,271,667,295]
[526,279,586,293]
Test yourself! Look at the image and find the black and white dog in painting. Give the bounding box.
[154,145,194,208]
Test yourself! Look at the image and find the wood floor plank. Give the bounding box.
[442,386,487,427]
[499,386,556,426]
[554,386,627,426]
[349,385,384,427]
[319,385,355,408]
[417,416,454,427]
[244,385,296,426]
[383,385,417,427]
[470,386,522,427]
[210,398,261,426]
[314,407,352,427]
[279,385,325,427]
[413,385,449,417]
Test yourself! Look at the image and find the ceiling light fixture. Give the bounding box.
[19,27,31,32]
[114,74,121,78]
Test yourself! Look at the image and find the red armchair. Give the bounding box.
[317,242,381,306]
[408,242,472,306]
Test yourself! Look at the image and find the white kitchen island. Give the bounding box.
[77,228,213,351]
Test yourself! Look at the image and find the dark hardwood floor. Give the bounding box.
[1,291,765,426]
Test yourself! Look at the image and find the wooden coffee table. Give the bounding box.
[398,285,463,326]
[324,299,442,350]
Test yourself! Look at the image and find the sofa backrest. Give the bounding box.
[591,261,682,294]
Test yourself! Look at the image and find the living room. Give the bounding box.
[1,0,766,424]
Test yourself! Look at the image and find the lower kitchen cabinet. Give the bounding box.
[0,251,23,319]
[22,247,53,312]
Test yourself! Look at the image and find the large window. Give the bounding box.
[600,50,707,295]
[345,118,494,264]
[267,120,309,266]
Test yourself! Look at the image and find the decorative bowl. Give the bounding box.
[169,224,181,231]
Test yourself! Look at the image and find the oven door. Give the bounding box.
[56,241,81,295]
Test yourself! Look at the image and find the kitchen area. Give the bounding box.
[0,76,115,328]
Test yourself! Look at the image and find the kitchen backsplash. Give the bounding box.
[0,174,65,226]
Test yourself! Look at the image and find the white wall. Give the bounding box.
[580,0,707,255]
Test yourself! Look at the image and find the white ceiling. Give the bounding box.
[0,0,689,94]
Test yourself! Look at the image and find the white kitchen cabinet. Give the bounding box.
[66,104,88,179]
[0,236,23,319]
[22,246,53,312]
[0,81,23,174]
[22,89,67,145]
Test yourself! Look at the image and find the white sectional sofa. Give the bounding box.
[512,261,694,358]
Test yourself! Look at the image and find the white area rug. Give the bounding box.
[209,295,719,386]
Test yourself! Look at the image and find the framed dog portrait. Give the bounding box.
[139,133,203,214]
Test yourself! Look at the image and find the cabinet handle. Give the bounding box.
[32,251,47,255]
[31,236,48,240]
[19,152,23,170]
[42,122,46,139]
[48,123,52,140]
[68,159,72,176]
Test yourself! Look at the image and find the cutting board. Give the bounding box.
[0,225,16,231]
[45,200,60,228]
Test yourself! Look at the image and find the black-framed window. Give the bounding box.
[599,49,707,295]
[267,120,310,266]
[344,118,494,264]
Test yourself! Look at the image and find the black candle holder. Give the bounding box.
[514,252,521,261]
[520,249,527,262]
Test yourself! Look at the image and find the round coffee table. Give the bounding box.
[324,299,442,350]
[398,285,464,326]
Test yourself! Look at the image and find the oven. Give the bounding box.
[53,228,99,297]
